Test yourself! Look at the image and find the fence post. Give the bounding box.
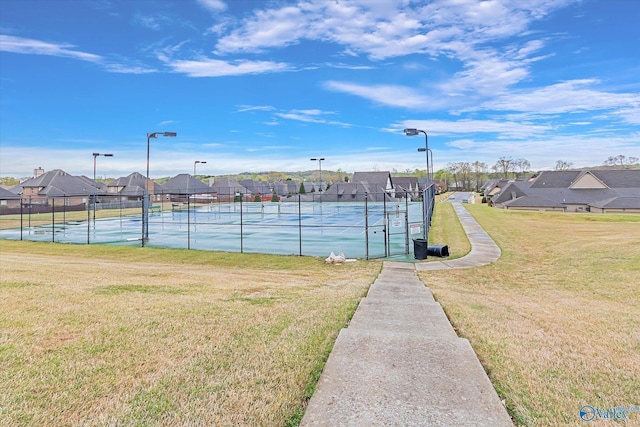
[51,197,55,243]
[364,193,369,260]
[20,197,23,240]
[87,197,91,244]
[239,194,243,253]
[298,194,302,256]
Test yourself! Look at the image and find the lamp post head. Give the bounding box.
[404,128,420,136]
[104,153,114,157]
[148,131,177,139]
[417,148,427,152]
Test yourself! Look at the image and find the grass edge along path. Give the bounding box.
[0,241,381,426]
[420,204,640,426]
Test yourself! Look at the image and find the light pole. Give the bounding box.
[310,157,325,193]
[192,160,206,198]
[403,128,430,183]
[92,153,114,222]
[404,128,431,239]
[143,131,177,246]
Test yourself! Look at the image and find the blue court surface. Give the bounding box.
[0,202,425,259]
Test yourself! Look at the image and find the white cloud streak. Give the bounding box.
[0,35,103,62]
[168,57,291,77]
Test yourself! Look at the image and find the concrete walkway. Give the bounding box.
[417,203,501,271]
[301,204,511,426]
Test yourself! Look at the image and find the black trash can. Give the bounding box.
[427,244,449,257]
[413,238,428,260]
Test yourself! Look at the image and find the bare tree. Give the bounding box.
[604,155,640,169]
[472,161,488,191]
[555,160,573,171]
[513,158,531,178]
[446,162,459,190]
[494,157,513,179]
[458,162,472,190]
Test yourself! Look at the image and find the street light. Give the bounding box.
[193,161,206,195]
[403,128,430,183]
[92,153,114,221]
[310,157,325,193]
[404,128,432,239]
[143,131,177,246]
[89,153,113,244]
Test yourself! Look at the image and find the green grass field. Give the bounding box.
[1,200,639,426]
[421,203,640,426]
[0,242,381,426]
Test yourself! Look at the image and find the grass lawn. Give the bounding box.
[0,208,142,230]
[2,200,639,426]
[421,203,640,426]
[0,241,381,426]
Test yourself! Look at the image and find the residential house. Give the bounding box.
[351,171,395,201]
[18,169,94,207]
[210,177,249,202]
[107,172,166,204]
[0,186,22,209]
[162,174,213,202]
[489,169,640,213]
[393,177,420,200]
[240,179,272,198]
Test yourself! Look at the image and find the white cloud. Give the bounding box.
[0,35,103,62]
[397,118,551,139]
[324,81,437,110]
[480,79,640,116]
[168,57,291,77]
[197,0,227,12]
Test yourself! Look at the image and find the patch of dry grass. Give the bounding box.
[0,241,381,426]
[0,208,141,230]
[419,205,640,426]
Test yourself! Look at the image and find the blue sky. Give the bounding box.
[1,0,639,179]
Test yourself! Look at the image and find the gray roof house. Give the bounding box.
[490,169,640,213]
[240,179,272,196]
[351,171,395,202]
[393,177,420,199]
[162,174,212,195]
[0,186,22,209]
[18,169,95,205]
[210,177,249,200]
[107,172,167,206]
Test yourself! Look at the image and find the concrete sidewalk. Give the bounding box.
[301,204,511,426]
[417,203,501,271]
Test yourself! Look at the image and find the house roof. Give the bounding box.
[108,172,147,188]
[19,169,95,196]
[162,174,211,194]
[529,171,582,188]
[590,169,640,188]
[0,186,21,199]
[210,177,248,195]
[589,197,640,209]
[491,181,529,204]
[240,179,272,194]
[491,169,640,210]
[503,195,565,208]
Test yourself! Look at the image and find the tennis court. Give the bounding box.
[0,200,426,259]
